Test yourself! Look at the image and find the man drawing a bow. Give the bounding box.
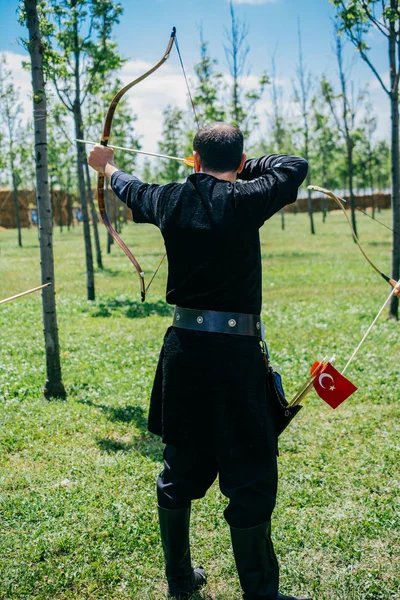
[88,122,309,600]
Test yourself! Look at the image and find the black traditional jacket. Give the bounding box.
[111,155,308,450]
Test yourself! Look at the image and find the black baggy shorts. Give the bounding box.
[157,441,278,529]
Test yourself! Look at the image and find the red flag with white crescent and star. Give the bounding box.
[312,362,358,409]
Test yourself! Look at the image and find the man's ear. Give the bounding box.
[193,151,202,173]
[237,153,247,174]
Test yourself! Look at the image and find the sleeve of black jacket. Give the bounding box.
[110,171,168,225]
[235,154,308,227]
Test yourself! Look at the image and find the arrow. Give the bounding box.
[75,138,194,167]
[0,283,51,306]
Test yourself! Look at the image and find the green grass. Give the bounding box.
[0,210,399,600]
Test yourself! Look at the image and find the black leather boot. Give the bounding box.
[230,521,313,600]
[158,505,207,600]
[230,520,279,600]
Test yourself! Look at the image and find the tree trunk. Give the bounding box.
[347,141,358,238]
[25,0,66,399]
[25,190,31,229]
[304,136,314,233]
[66,166,73,230]
[305,150,315,234]
[322,159,327,222]
[280,208,285,231]
[73,15,95,300]
[74,110,95,300]
[113,191,118,233]
[84,157,103,269]
[11,172,22,247]
[369,162,375,219]
[389,90,400,318]
[388,9,399,319]
[105,181,113,253]
[59,189,63,233]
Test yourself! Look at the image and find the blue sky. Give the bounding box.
[0,0,391,151]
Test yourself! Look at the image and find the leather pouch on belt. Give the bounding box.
[265,364,302,437]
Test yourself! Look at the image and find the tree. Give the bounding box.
[293,18,315,234]
[321,31,364,238]
[224,1,268,136]
[268,54,293,229]
[331,0,400,318]
[141,158,153,183]
[0,56,24,246]
[47,103,72,232]
[193,28,226,127]
[22,0,66,399]
[355,101,378,215]
[18,123,36,228]
[373,139,391,207]
[157,106,185,184]
[45,0,124,300]
[311,95,340,220]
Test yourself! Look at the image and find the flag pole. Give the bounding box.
[288,356,328,407]
[289,355,336,407]
[0,283,51,306]
[341,288,395,376]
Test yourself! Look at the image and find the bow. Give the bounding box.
[308,185,398,289]
[97,28,177,302]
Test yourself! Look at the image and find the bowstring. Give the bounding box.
[338,195,400,240]
[145,31,200,298]
[174,34,201,131]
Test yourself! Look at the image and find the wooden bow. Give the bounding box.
[308,185,397,288]
[97,28,177,302]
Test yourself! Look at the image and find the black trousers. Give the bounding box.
[157,442,278,529]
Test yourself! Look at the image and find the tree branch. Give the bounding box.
[344,26,391,95]
[52,79,73,112]
[361,0,390,37]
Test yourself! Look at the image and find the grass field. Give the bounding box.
[0,210,399,600]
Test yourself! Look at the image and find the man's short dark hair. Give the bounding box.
[193,123,244,173]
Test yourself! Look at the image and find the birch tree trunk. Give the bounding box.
[25,0,66,399]
[389,85,400,317]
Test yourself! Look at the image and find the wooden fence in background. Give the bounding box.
[0,187,392,229]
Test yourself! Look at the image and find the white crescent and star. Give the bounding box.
[319,373,335,390]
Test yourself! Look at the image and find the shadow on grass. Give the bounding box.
[79,399,163,461]
[368,240,391,247]
[91,297,173,319]
[96,267,125,277]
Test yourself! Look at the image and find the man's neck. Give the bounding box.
[200,169,237,182]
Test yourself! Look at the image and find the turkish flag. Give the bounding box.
[312,362,358,409]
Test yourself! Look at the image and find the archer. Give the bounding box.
[88,122,309,600]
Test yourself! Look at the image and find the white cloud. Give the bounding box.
[1,51,32,119]
[119,60,189,152]
[2,50,392,170]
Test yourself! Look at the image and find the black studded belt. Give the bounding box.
[172,306,262,338]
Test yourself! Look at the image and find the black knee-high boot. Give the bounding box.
[230,520,312,600]
[230,520,279,600]
[158,505,207,600]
